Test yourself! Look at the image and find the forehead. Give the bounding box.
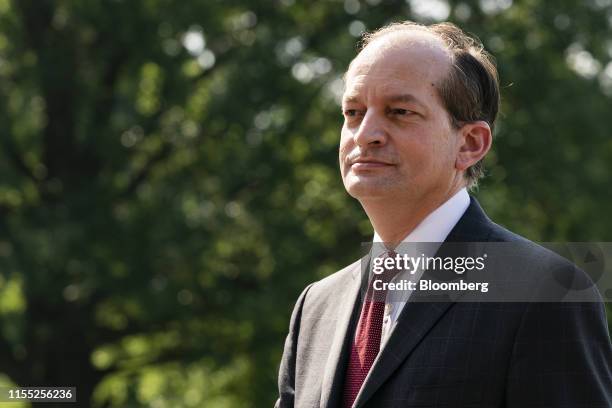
[344,30,451,100]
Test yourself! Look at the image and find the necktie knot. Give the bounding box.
[368,250,400,301]
[380,250,399,280]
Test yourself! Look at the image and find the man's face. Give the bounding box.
[339,31,461,205]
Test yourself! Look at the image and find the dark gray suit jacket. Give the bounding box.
[275,198,612,407]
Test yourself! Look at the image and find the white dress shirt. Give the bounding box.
[370,188,470,349]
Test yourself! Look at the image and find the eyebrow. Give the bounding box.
[342,93,427,110]
[342,94,360,105]
[386,93,426,108]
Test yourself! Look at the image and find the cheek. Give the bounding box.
[396,137,432,167]
[396,131,451,173]
[428,122,457,160]
[339,128,351,176]
[339,127,353,157]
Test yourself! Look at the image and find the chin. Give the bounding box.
[346,182,398,200]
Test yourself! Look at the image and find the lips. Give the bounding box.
[350,158,394,170]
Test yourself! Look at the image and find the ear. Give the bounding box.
[455,121,492,172]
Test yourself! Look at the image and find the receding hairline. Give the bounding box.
[345,28,454,84]
[364,26,451,55]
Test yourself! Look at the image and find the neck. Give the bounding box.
[362,184,465,246]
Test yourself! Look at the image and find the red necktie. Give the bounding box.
[342,251,398,408]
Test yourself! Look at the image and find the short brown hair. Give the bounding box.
[358,21,500,189]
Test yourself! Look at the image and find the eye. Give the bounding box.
[389,108,410,116]
[343,108,367,120]
[343,109,360,117]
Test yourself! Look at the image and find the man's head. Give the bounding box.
[339,21,499,205]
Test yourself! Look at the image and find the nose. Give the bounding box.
[352,110,387,147]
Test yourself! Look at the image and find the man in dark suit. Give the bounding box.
[275,21,612,407]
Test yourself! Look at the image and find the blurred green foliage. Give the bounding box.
[0,0,610,406]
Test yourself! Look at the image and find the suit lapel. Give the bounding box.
[320,259,366,408]
[353,196,494,408]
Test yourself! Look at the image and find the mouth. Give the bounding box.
[350,159,394,171]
